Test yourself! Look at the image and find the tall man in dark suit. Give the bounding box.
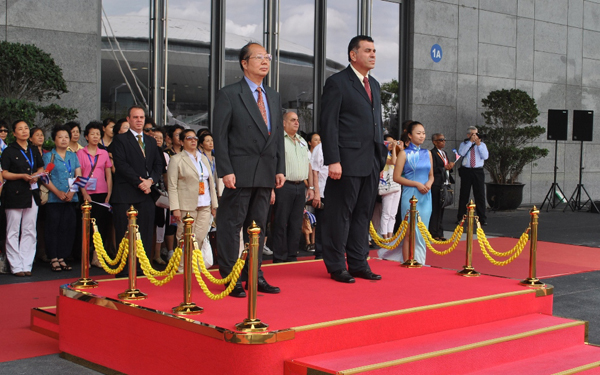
[429,133,455,240]
[111,105,163,277]
[213,42,286,298]
[320,35,388,283]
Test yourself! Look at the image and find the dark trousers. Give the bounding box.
[89,193,112,256]
[113,197,155,275]
[216,187,270,284]
[321,161,379,274]
[313,198,325,258]
[429,184,445,238]
[45,203,76,260]
[272,182,306,263]
[457,167,486,222]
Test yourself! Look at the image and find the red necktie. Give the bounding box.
[256,87,268,127]
[363,76,372,102]
[470,146,476,167]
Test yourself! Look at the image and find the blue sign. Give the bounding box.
[431,44,442,63]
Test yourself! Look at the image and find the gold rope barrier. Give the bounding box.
[71,201,99,288]
[136,234,182,286]
[401,196,422,268]
[458,200,480,277]
[118,206,147,300]
[520,207,546,288]
[418,221,463,255]
[369,211,410,245]
[94,231,129,274]
[173,214,203,315]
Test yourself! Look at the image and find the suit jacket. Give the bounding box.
[431,147,455,187]
[110,131,163,204]
[213,78,285,188]
[320,65,387,177]
[167,151,218,211]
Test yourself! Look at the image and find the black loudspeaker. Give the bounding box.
[573,110,594,142]
[547,109,568,140]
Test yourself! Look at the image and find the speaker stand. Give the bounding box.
[564,141,599,213]
[540,140,567,211]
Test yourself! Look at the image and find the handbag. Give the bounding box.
[200,235,213,268]
[40,153,55,205]
[155,189,169,209]
[440,182,454,208]
[378,168,401,196]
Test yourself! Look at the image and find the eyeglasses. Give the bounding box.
[143,127,155,133]
[0,129,7,133]
[185,136,198,141]
[247,54,272,62]
[434,139,446,142]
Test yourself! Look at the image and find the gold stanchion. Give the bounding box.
[520,206,546,288]
[71,201,99,288]
[118,206,147,300]
[235,221,268,332]
[173,214,203,315]
[458,200,480,277]
[402,196,423,268]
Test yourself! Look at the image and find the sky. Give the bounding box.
[101,0,400,83]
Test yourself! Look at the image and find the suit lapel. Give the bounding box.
[127,132,146,160]
[181,152,200,178]
[239,80,269,139]
[347,67,372,106]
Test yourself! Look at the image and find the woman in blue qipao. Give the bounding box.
[378,121,433,264]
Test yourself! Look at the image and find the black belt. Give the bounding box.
[285,180,304,185]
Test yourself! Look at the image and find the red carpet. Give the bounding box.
[57,260,561,374]
[0,278,72,362]
[423,238,600,279]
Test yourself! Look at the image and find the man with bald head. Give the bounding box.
[271,111,314,263]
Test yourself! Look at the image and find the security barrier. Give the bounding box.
[370,197,545,288]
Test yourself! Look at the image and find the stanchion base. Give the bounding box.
[519,278,546,288]
[235,318,269,332]
[172,303,203,315]
[401,259,423,268]
[70,278,99,289]
[457,267,480,277]
[118,289,148,300]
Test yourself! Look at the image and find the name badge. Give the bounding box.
[86,178,98,191]
[198,181,205,195]
[31,182,38,190]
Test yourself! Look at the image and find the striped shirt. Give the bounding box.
[284,132,310,182]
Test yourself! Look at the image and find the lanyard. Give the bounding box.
[87,153,98,173]
[62,158,72,175]
[20,148,34,171]
[197,155,204,179]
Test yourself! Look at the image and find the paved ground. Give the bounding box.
[0,204,598,372]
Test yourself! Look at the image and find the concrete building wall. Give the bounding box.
[411,0,600,206]
[0,0,101,125]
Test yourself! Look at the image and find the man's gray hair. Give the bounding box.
[467,126,477,132]
[431,133,441,141]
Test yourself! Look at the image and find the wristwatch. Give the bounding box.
[308,186,315,190]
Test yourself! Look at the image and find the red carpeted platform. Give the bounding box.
[53,258,600,374]
[424,237,600,279]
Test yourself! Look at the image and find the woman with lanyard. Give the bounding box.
[42,125,82,272]
[167,129,218,272]
[1,120,45,276]
[77,122,113,267]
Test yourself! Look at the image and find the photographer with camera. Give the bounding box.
[456,126,489,226]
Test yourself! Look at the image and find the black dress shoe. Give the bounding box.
[330,269,355,283]
[245,279,281,294]
[229,284,247,298]
[350,269,382,280]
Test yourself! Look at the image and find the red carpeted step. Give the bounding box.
[30,306,59,340]
[466,345,600,374]
[286,314,586,375]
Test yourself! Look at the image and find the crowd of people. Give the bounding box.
[0,35,488,293]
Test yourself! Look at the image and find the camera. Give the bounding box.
[464,133,485,142]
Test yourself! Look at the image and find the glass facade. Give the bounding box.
[100,0,405,132]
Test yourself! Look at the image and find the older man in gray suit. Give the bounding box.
[213,42,286,298]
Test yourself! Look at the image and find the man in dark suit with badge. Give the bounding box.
[320,35,388,283]
[111,105,163,277]
[213,42,286,297]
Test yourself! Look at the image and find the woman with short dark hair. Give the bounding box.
[1,120,45,276]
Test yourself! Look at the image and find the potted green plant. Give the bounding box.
[478,89,549,210]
